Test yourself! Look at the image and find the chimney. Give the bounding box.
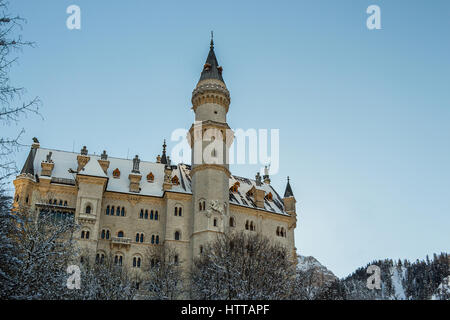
[77,146,90,171]
[129,155,142,193]
[41,151,54,176]
[98,150,110,174]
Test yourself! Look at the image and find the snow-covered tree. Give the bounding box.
[0,203,78,299]
[143,245,185,300]
[190,231,296,300]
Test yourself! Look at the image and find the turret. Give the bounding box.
[189,33,234,259]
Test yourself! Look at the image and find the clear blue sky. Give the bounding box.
[6,0,450,277]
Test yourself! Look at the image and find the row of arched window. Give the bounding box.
[95,252,145,269]
[139,209,159,220]
[48,199,68,206]
[106,205,126,216]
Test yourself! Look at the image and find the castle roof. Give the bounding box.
[28,148,289,216]
[198,35,224,83]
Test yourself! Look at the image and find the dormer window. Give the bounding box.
[113,168,120,178]
[172,175,180,185]
[147,172,154,183]
[265,192,273,201]
[230,181,240,193]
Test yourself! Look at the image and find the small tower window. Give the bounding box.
[139,209,143,219]
[116,206,121,216]
[145,210,148,219]
[150,210,154,220]
[155,211,159,220]
[121,207,125,216]
[174,231,180,241]
[85,205,91,214]
[229,217,235,227]
[156,235,159,244]
[117,231,124,238]
[213,218,217,227]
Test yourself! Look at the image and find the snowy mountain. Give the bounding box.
[338,252,449,300]
[296,252,449,300]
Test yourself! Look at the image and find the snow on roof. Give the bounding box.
[31,148,288,215]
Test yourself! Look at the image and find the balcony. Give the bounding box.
[110,236,132,250]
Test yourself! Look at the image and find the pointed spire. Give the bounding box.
[160,139,168,165]
[199,32,224,83]
[20,138,39,175]
[284,176,294,198]
[210,30,214,49]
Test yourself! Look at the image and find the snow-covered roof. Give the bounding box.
[30,148,288,216]
[78,157,107,178]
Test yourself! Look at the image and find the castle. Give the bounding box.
[13,37,298,280]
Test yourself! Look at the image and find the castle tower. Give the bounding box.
[189,34,234,257]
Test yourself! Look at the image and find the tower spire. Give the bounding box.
[210,30,214,49]
[284,176,294,198]
[199,32,224,83]
[160,139,168,165]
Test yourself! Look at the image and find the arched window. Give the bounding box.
[144,210,148,219]
[114,254,123,266]
[213,218,217,227]
[245,220,249,230]
[174,207,178,216]
[59,200,63,206]
[106,206,110,215]
[81,230,85,239]
[133,257,141,268]
[155,211,159,220]
[106,230,110,240]
[179,207,182,216]
[200,245,203,254]
[229,217,235,227]
[174,231,180,241]
[53,199,57,204]
[151,235,155,244]
[140,233,144,243]
[174,255,179,265]
[111,206,115,215]
[64,201,68,207]
[85,231,90,239]
[117,231,124,238]
[85,205,91,214]
[116,206,120,216]
[276,227,280,237]
[139,209,143,219]
[250,221,255,231]
[101,230,106,239]
[121,207,125,216]
[96,253,105,264]
[150,210,154,220]
[155,235,159,244]
[136,233,140,243]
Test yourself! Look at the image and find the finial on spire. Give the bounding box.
[210,31,214,49]
[161,139,168,165]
